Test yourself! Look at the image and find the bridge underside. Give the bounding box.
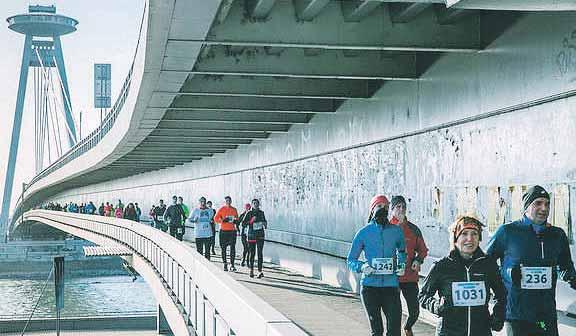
[27,0,555,194]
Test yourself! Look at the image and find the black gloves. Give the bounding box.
[568,276,576,290]
[511,265,522,286]
[490,315,504,331]
[436,296,452,317]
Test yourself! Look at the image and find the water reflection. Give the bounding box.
[0,276,156,318]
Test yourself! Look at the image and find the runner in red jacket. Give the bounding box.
[389,196,428,336]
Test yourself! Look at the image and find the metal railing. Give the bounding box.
[20,210,307,336]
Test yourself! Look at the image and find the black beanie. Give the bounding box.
[522,185,550,211]
[390,195,407,210]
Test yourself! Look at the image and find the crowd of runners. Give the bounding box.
[348,185,576,336]
[42,184,575,336]
[44,195,269,279]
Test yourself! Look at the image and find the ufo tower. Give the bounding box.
[1,5,79,231]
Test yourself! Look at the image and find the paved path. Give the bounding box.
[185,241,436,336]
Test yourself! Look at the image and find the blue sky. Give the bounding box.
[0,1,144,210]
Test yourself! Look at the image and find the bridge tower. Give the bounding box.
[1,5,79,231]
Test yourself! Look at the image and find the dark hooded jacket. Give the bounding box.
[419,248,506,336]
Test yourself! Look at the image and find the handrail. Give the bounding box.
[10,3,148,226]
[19,210,308,336]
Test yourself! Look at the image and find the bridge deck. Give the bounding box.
[184,240,436,336]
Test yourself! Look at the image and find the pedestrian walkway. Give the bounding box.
[184,240,436,336]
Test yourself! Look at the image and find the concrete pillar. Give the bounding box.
[157,304,171,334]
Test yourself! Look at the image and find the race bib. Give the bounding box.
[157,215,164,221]
[226,216,235,222]
[452,281,486,307]
[371,258,394,275]
[521,267,552,289]
[253,221,265,230]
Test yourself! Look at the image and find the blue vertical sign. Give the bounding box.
[54,256,64,310]
[94,64,111,108]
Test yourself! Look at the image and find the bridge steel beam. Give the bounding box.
[17,210,308,336]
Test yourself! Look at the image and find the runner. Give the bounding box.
[238,203,252,267]
[419,216,506,336]
[389,196,428,336]
[487,185,576,336]
[177,196,190,220]
[165,195,186,241]
[243,199,267,278]
[152,199,167,231]
[206,200,217,255]
[214,196,239,272]
[347,195,406,336]
[189,197,213,260]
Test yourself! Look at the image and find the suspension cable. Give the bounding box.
[53,56,76,138]
[20,265,54,336]
[34,48,75,146]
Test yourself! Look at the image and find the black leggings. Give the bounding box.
[506,319,559,336]
[195,237,211,260]
[241,234,249,263]
[219,231,237,266]
[361,286,401,336]
[248,238,264,272]
[399,282,419,331]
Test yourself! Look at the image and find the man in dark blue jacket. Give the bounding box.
[487,185,576,336]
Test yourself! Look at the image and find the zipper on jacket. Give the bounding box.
[465,265,472,336]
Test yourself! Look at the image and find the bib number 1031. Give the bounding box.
[451,281,486,306]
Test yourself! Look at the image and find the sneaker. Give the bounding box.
[211,250,216,255]
[230,266,237,272]
[257,272,264,279]
[250,271,254,278]
[223,264,228,272]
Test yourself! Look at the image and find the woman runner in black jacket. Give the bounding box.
[419,216,506,336]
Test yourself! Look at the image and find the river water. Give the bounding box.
[0,276,156,319]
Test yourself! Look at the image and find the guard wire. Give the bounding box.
[20,265,54,336]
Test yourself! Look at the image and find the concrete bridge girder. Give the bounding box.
[149,130,270,139]
[207,1,482,52]
[162,110,314,124]
[169,95,340,113]
[191,45,419,80]
[178,75,383,99]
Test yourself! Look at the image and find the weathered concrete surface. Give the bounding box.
[47,12,576,312]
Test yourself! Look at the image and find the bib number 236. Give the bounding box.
[521,267,552,289]
[451,281,486,306]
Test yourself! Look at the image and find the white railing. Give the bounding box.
[19,210,307,336]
